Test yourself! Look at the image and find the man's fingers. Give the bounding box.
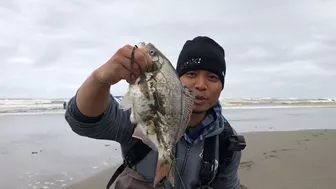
[133,49,152,73]
[116,55,141,81]
[120,56,141,74]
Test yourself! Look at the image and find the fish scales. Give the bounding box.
[119,42,195,187]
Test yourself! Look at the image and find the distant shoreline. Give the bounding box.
[1,104,336,116]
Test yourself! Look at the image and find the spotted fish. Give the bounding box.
[119,42,195,187]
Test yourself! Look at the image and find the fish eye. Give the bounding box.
[149,49,155,56]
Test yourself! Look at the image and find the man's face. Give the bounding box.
[180,70,222,113]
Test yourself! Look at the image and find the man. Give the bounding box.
[65,36,245,189]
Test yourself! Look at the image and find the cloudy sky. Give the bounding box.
[1,0,335,99]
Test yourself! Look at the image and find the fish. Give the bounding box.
[119,42,196,187]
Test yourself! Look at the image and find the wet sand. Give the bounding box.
[65,129,336,189]
[0,114,123,189]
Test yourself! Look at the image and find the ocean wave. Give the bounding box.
[1,97,335,106]
[0,107,65,116]
[0,111,65,116]
[0,99,67,105]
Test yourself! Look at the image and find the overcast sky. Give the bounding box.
[1,0,335,99]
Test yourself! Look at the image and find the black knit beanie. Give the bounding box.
[176,36,226,89]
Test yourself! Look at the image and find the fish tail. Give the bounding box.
[153,152,175,187]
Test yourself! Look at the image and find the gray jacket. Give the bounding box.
[64,95,241,189]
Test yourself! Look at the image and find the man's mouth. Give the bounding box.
[194,95,207,104]
[196,95,206,100]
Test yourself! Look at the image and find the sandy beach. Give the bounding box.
[2,107,336,189]
[65,129,336,189]
[238,129,336,189]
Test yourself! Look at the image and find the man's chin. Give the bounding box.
[192,109,208,114]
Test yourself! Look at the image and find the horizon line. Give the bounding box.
[0,97,335,100]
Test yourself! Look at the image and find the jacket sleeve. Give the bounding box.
[210,126,242,189]
[64,94,135,145]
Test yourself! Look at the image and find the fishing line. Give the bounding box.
[175,165,187,189]
[130,45,138,82]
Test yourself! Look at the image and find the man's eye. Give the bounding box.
[209,75,219,80]
[186,72,196,76]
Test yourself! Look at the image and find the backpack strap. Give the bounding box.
[199,134,217,187]
[106,139,152,189]
[219,121,246,164]
[199,120,247,188]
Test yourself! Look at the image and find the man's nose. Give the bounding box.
[194,77,207,91]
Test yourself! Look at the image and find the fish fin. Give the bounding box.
[119,91,132,110]
[175,85,195,143]
[153,152,175,187]
[132,126,158,152]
